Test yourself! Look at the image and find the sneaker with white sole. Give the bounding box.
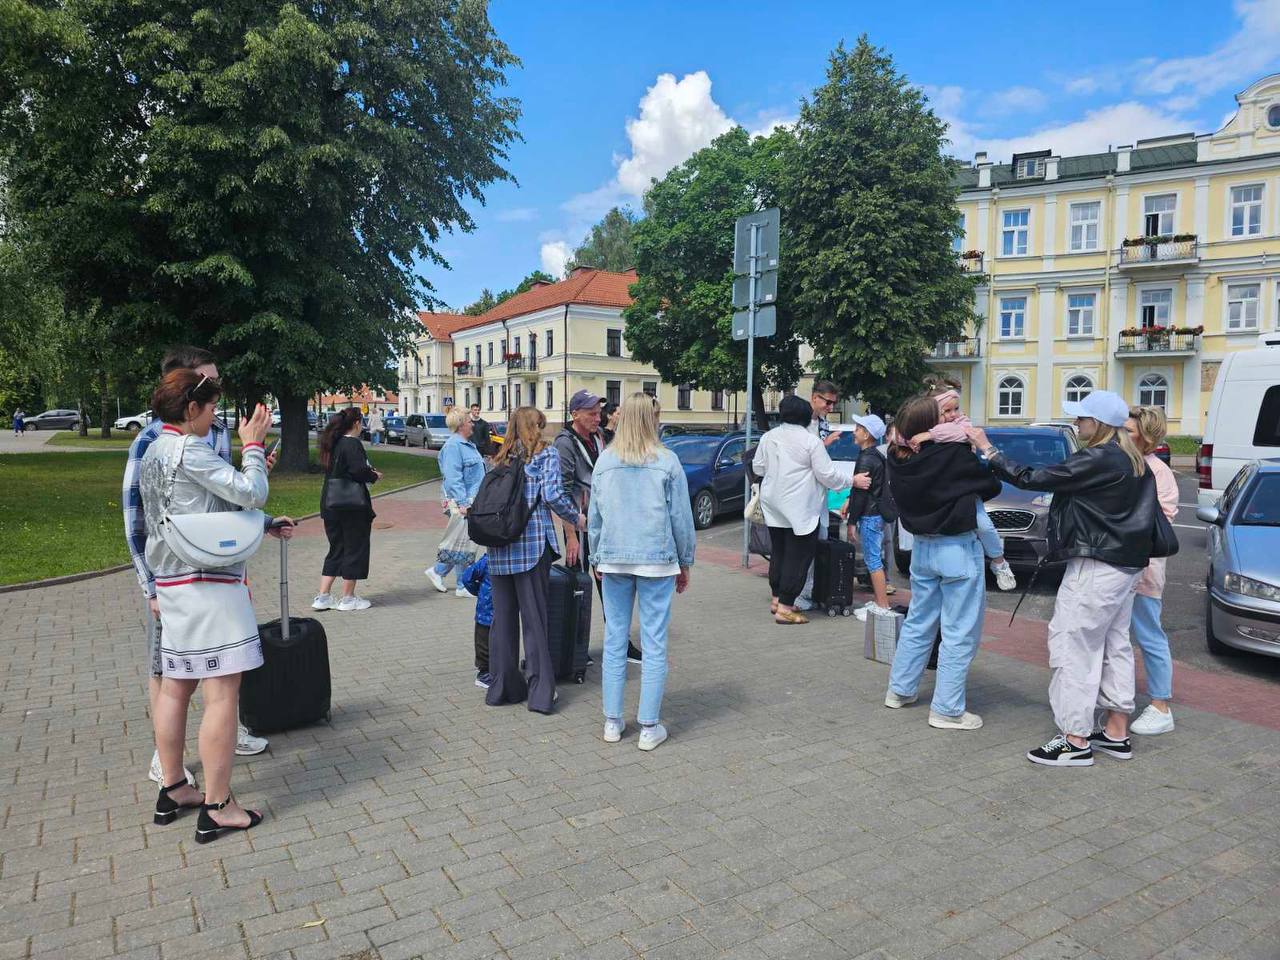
[884,690,919,709]
[990,559,1017,591]
[603,718,625,743]
[638,723,668,751]
[148,750,194,786]
[854,602,893,623]
[475,672,492,689]
[1130,704,1174,736]
[311,593,333,610]
[455,585,471,598]
[928,710,983,730]
[1027,733,1093,767]
[1087,730,1133,760]
[235,723,268,756]
[424,568,447,593]
[336,595,372,611]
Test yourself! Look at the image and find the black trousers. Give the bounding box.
[768,526,819,607]
[321,510,373,581]
[486,549,555,713]
[474,623,490,673]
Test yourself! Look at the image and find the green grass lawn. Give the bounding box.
[0,449,438,585]
[1167,435,1200,456]
[43,430,139,449]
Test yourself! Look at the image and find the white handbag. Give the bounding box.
[744,482,766,524]
[160,438,265,568]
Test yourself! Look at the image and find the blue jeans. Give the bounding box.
[888,533,986,717]
[601,573,675,725]
[858,514,884,573]
[975,505,1002,560]
[371,431,382,445]
[433,561,459,585]
[1130,593,1173,700]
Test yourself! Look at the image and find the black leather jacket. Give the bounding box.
[988,438,1156,569]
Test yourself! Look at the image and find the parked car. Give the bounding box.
[24,408,84,431]
[886,424,1081,575]
[384,415,406,444]
[1198,331,1280,507]
[404,413,449,448]
[1151,441,1171,466]
[665,432,747,529]
[270,409,282,427]
[1197,460,1280,659]
[113,410,152,432]
[307,410,318,430]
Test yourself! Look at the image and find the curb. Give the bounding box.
[0,477,440,595]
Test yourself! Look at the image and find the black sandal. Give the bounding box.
[194,795,264,844]
[154,777,202,826]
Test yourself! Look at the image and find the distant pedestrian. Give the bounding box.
[588,393,696,752]
[12,408,24,435]
[468,402,497,457]
[600,400,620,445]
[1125,405,1179,735]
[794,380,844,609]
[461,555,493,690]
[969,389,1161,766]
[426,408,483,596]
[367,409,384,445]
[313,408,381,611]
[842,413,893,622]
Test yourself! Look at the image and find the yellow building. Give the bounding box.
[944,73,1280,434]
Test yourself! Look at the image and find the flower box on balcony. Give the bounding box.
[452,361,470,369]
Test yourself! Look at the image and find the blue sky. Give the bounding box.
[420,0,1280,311]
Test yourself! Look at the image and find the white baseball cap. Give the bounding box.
[1062,389,1129,428]
[850,413,886,442]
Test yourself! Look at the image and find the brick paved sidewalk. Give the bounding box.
[2,482,1279,960]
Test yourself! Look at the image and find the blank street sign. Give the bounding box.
[733,208,781,276]
[732,271,778,309]
[732,305,776,340]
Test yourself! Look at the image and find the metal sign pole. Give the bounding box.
[741,221,759,568]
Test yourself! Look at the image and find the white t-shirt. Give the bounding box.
[752,424,848,535]
[596,562,680,577]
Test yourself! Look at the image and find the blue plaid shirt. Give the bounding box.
[123,417,231,597]
[487,446,581,576]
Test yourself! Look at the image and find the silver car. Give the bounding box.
[1197,460,1280,659]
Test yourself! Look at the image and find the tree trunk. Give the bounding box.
[276,391,311,473]
[751,382,770,434]
[98,367,112,439]
[78,397,88,437]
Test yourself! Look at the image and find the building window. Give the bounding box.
[1064,374,1093,404]
[487,385,494,410]
[643,381,657,398]
[487,342,493,367]
[1066,293,1096,337]
[605,380,621,406]
[1226,282,1260,330]
[711,389,725,411]
[529,333,536,358]
[1139,288,1173,329]
[499,338,507,358]
[1001,209,1029,256]
[998,296,1026,339]
[677,384,692,410]
[997,376,1025,417]
[606,329,623,357]
[1230,184,1264,237]
[463,388,470,407]
[545,380,554,409]
[424,357,431,376]
[952,214,965,253]
[1139,373,1169,409]
[426,396,432,413]
[1069,202,1100,252]
[500,385,508,410]
[1014,156,1045,179]
[545,329,554,356]
[513,336,521,358]
[464,347,470,365]
[1143,194,1176,236]
[1269,104,1280,129]
[513,383,521,408]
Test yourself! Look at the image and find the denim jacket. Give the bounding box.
[439,433,485,507]
[587,447,696,567]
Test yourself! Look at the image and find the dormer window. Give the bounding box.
[1012,150,1049,180]
[1268,104,1280,130]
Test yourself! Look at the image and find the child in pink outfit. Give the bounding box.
[911,389,1017,590]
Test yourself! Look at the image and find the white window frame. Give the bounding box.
[545,380,554,410]
[952,213,965,254]
[1064,373,1093,404]
[1269,104,1280,130]
[1228,183,1264,238]
[1138,287,1174,329]
[1001,209,1030,257]
[996,375,1026,418]
[1065,291,1097,337]
[1225,281,1261,331]
[1142,193,1177,237]
[1068,201,1101,252]
[1138,372,1169,409]
[998,296,1027,339]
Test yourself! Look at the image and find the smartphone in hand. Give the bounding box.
[265,438,280,458]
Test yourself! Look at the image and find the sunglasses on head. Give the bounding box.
[187,374,221,399]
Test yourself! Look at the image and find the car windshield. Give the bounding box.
[666,438,719,466]
[1237,475,1280,526]
[826,432,861,462]
[984,431,1070,468]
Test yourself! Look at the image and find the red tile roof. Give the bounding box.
[417,311,472,342]
[454,269,637,330]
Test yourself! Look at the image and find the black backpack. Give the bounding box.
[467,457,537,547]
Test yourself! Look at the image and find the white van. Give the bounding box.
[1197,332,1280,507]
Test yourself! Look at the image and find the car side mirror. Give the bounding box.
[717,457,736,470]
[1195,505,1222,526]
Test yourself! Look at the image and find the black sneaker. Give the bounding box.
[1087,730,1133,760]
[626,644,643,664]
[1027,733,1094,767]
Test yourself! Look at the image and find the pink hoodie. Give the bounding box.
[929,390,971,443]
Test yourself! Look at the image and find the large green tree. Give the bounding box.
[569,206,636,273]
[783,37,975,413]
[462,270,555,315]
[624,127,801,429]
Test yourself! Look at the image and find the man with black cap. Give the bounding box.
[555,389,641,662]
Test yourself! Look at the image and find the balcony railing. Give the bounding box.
[1119,236,1198,267]
[957,251,985,273]
[1117,331,1201,354]
[506,355,537,372]
[929,337,982,360]
[453,363,478,377]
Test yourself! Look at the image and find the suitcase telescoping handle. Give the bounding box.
[279,535,291,641]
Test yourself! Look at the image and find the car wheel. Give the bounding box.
[892,521,911,574]
[129,422,141,433]
[692,490,716,530]
[1205,586,1237,657]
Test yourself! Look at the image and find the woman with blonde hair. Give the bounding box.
[485,406,585,714]
[1124,405,1180,735]
[588,393,696,751]
[968,390,1163,767]
[425,407,484,598]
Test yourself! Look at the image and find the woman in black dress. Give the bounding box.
[313,408,381,611]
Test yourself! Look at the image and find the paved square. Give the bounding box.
[2,481,1279,960]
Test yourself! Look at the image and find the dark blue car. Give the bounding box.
[665,432,748,529]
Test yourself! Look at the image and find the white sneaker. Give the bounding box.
[424,568,447,593]
[148,750,194,786]
[928,710,984,730]
[235,723,269,756]
[455,585,471,598]
[854,602,893,623]
[884,690,918,709]
[336,595,372,611]
[1130,704,1175,735]
[603,718,625,743]
[990,559,1017,591]
[638,723,668,751]
[311,593,333,610]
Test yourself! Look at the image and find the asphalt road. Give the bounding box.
[696,466,1280,688]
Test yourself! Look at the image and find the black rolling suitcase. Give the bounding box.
[813,538,858,617]
[545,563,592,683]
[242,537,332,734]
[891,603,943,670]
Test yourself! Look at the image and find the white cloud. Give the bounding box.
[495,207,538,223]
[1138,0,1280,100]
[984,85,1047,115]
[744,108,798,138]
[540,241,572,279]
[615,72,735,195]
